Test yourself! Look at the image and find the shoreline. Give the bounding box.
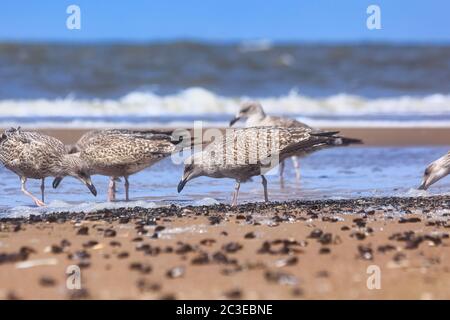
[1,195,449,299]
[4,127,450,146]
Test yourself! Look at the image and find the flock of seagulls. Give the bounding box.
[0,102,448,207]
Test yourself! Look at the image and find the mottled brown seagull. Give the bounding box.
[0,127,97,206]
[229,101,362,185]
[55,129,188,201]
[177,126,347,206]
[419,151,450,190]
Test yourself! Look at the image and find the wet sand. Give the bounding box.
[11,127,450,146]
[1,196,449,300]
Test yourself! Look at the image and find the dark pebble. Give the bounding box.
[104,229,116,237]
[224,289,242,299]
[222,242,243,253]
[39,276,57,287]
[76,226,89,236]
[129,262,152,274]
[117,251,129,259]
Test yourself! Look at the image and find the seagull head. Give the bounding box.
[419,153,450,190]
[229,101,265,127]
[58,153,97,196]
[177,155,203,193]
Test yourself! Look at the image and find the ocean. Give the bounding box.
[1,42,450,128]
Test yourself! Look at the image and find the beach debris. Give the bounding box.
[275,256,298,267]
[222,242,243,253]
[308,229,323,239]
[199,238,216,246]
[377,244,396,253]
[357,245,373,260]
[109,240,121,247]
[104,229,117,237]
[15,258,58,269]
[77,226,89,236]
[39,276,57,287]
[0,246,35,265]
[136,279,161,292]
[244,232,256,239]
[399,217,421,223]
[68,288,90,300]
[117,251,129,259]
[223,288,242,299]
[166,266,185,279]
[264,270,298,286]
[191,252,210,265]
[129,262,152,274]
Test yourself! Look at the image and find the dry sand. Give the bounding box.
[1,196,449,300]
[12,127,450,146]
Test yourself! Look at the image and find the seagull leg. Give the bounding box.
[20,177,45,207]
[124,176,130,201]
[291,156,301,182]
[231,181,241,206]
[279,160,285,188]
[40,178,45,203]
[261,175,269,202]
[108,176,116,202]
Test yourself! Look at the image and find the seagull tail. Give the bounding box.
[311,131,363,146]
[335,137,363,146]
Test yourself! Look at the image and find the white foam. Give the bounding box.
[1,88,450,119]
[4,200,161,218]
[193,197,220,206]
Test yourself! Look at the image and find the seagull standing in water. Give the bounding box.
[419,151,450,190]
[229,101,362,185]
[177,126,351,206]
[55,129,190,201]
[0,128,97,206]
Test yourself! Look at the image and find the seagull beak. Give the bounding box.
[177,178,187,193]
[81,177,97,196]
[52,177,63,189]
[418,181,428,190]
[229,116,241,127]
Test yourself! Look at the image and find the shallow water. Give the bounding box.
[0,146,448,218]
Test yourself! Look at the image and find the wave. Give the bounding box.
[0,88,449,128]
[1,87,450,116]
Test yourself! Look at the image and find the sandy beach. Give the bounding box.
[24,127,450,146]
[0,195,449,300]
[0,126,449,299]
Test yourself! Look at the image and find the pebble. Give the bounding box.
[166,266,185,279]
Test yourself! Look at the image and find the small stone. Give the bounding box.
[166,266,185,279]
[77,226,89,236]
[104,229,116,237]
[39,276,57,287]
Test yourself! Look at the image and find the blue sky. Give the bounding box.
[1,0,449,43]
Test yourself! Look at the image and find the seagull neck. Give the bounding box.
[247,111,266,125]
[58,153,82,176]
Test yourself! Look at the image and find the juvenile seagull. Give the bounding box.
[229,101,362,184]
[0,128,97,206]
[419,151,450,190]
[177,126,346,206]
[55,129,188,201]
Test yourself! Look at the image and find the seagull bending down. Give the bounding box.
[0,128,96,206]
[177,126,353,206]
[419,151,450,190]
